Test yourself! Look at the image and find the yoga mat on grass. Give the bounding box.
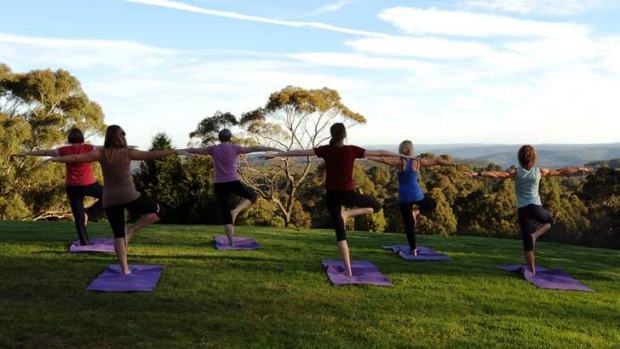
[381,245,450,261]
[498,265,594,292]
[70,238,114,253]
[213,235,260,250]
[321,260,392,286]
[86,264,163,292]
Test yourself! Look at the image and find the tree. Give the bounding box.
[189,111,237,146]
[582,167,620,248]
[189,86,367,227]
[238,86,366,227]
[133,133,184,222]
[1,64,106,220]
[455,177,517,237]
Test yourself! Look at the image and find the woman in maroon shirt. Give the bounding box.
[13,128,104,246]
[265,123,415,276]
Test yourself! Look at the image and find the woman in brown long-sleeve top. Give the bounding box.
[43,125,188,275]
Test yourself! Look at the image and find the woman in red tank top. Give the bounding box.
[13,127,104,246]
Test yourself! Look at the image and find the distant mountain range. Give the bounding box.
[365,143,620,168]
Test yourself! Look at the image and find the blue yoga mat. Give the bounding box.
[382,245,450,261]
[86,264,163,292]
[70,238,115,253]
[498,265,594,292]
[321,260,392,286]
[213,235,260,250]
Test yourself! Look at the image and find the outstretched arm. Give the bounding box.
[366,156,400,167]
[464,168,516,179]
[12,149,57,157]
[46,150,101,164]
[418,157,457,168]
[263,149,315,159]
[128,148,188,161]
[365,149,417,159]
[540,166,594,177]
[238,146,282,155]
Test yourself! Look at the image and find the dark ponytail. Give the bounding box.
[329,123,346,146]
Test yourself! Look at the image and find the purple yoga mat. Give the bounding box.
[70,238,115,253]
[498,265,594,292]
[86,264,163,292]
[213,235,260,250]
[321,260,392,286]
[381,245,450,261]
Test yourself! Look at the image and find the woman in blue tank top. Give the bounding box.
[368,140,456,256]
[465,145,592,274]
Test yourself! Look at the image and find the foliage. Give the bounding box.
[133,132,218,224]
[581,167,620,248]
[189,111,237,146]
[238,86,367,227]
[1,63,106,220]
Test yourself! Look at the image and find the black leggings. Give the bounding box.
[399,195,437,250]
[66,183,104,245]
[326,190,381,241]
[104,194,166,238]
[213,181,257,225]
[517,204,554,251]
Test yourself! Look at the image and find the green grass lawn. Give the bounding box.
[1,221,619,349]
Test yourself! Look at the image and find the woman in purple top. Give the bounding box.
[41,125,188,275]
[368,140,456,256]
[183,129,281,246]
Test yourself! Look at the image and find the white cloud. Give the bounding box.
[128,0,394,38]
[2,0,620,148]
[303,1,350,17]
[0,33,179,72]
[461,0,602,15]
[378,7,591,38]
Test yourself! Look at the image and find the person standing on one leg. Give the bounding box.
[264,123,417,276]
[182,129,281,246]
[464,144,593,274]
[368,140,457,256]
[40,125,188,275]
[12,127,104,246]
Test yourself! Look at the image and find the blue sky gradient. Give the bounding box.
[2,0,619,149]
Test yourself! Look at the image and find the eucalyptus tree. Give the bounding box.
[189,86,367,227]
[1,64,105,219]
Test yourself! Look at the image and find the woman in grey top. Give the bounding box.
[43,125,188,275]
[465,145,592,274]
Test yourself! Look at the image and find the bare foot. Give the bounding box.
[122,268,132,275]
[341,269,353,277]
[411,248,418,257]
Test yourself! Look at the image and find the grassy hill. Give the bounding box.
[1,221,619,348]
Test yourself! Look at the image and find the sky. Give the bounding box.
[2,0,620,150]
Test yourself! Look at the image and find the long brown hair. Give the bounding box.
[518,145,536,169]
[103,125,127,149]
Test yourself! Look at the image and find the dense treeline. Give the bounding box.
[133,141,619,249]
[3,63,619,249]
